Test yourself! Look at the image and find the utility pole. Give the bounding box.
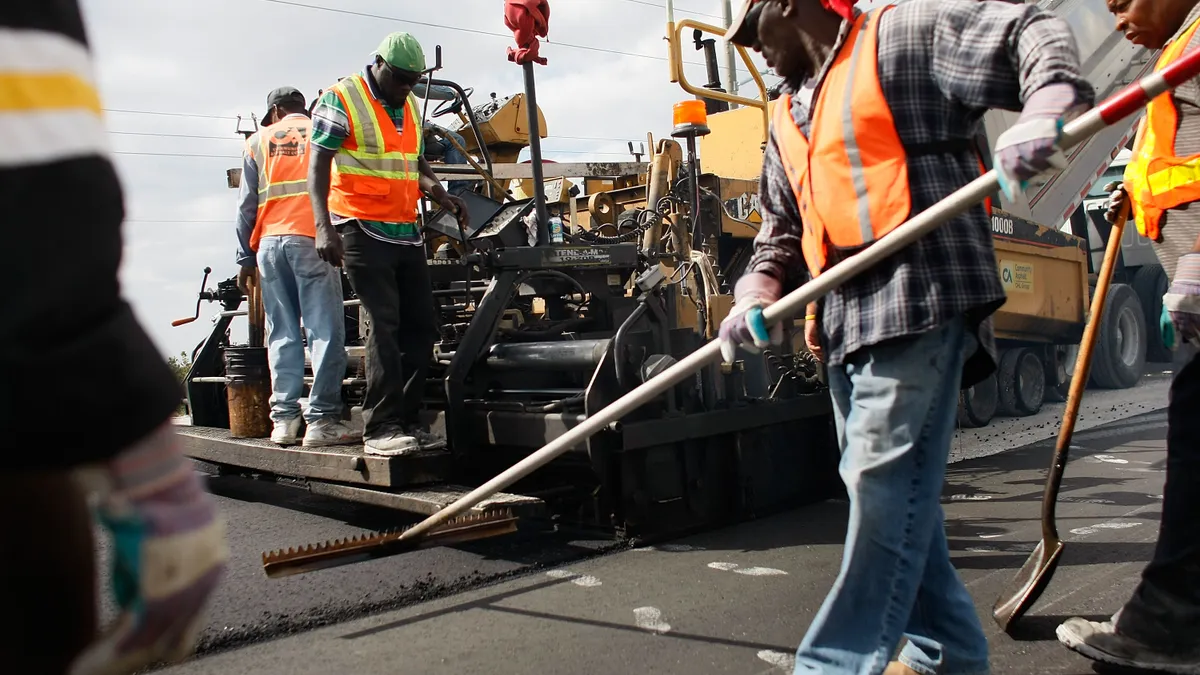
[722,0,739,109]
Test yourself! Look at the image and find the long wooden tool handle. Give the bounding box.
[1040,200,1131,537]
[395,45,1200,544]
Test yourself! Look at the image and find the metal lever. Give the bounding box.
[171,267,212,327]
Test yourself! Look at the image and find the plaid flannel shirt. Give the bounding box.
[748,0,1094,387]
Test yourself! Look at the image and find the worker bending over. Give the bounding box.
[1057,0,1200,671]
[235,86,360,448]
[0,2,227,673]
[719,0,1092,673]
[308,32,470,456]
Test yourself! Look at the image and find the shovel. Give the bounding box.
[991,197,1132,632]
[263,47,1200,576]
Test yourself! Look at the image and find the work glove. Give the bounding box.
[1163,253,1200,349]
[70,424,229,675]
[718,272,784,364]
[993,83,1087,202]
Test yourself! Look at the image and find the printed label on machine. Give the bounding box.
[999,259,1034,294]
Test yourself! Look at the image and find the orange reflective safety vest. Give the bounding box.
[1123,14,1200,242]
[773,6,989,277]
[326,73,424,224]
[247,114,317,252]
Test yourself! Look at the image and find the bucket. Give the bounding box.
[224,346,272,438]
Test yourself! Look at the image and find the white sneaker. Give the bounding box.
[363,429,419,456]
[271,417,303,446]
[302,418,363,448]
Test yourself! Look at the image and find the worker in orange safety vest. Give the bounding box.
[716,1,1095,673]
[308,32,470,457]
[235,87,361,449]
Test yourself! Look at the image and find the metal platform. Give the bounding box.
[177,426,451,489]
[305,481,545,517]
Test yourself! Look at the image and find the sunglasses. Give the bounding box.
[378,59,421,87]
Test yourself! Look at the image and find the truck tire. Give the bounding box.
[998,348,1047,416]
[1131,263,1171,363]
[958,371,998,428]
[1089,283,1148,390]
[1043,343,1077,403]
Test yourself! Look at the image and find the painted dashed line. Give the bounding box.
[544,569,602,587]
[708,562,788,576]
[633,607,672,634]
[1088,454,1129,464]
[979,534,1004,539]
[946,494,995,501]
[1069,521,1142,536]
[966,542,1035,554]
[757,649,796,671]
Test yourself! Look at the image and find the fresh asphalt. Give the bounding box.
[128,365,1176,673]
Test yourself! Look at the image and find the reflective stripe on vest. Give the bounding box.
[326,74,423,223]
[1124,14,1200,242]
[247,115,316,252]
[772,6,911,277]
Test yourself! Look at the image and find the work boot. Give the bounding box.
[1058,615,1200,674]
[302,418,363,448]
[883,662,919,675]
[363,425,419,457]
[271,416,303,446]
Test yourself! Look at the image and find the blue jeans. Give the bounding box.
[256,235,347,425]
[794,317,989,675]
[425,126,471,194]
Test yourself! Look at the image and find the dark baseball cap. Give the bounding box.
[264,86,306,121]
[724,0,765,47]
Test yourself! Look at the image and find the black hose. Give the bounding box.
[612,302,649,391]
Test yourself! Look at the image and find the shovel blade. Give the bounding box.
[992,537,1064,632]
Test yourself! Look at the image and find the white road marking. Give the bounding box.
[707,562,788,576]
[1089,454,1130,464]
[633,607,671,634]
[1070,521,1142,536]
[947,494,994,501]
[545,569,602,587]
[757,649,797,671]
[1060,497,1117,505]
[979,534,1004,539]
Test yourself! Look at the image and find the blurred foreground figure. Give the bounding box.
[0,2,228,674]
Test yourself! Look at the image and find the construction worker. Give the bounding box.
[1056,0,1200,671]
[235,86,361,448]
[0,2,228,674]
[308,32,470,456]
[718,1,1093,674]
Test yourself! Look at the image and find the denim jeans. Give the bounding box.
[256,235,347,425]
[794,316,990,675]
[425,125,471,194]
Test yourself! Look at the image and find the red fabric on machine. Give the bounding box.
[820,0,854,21]
[505,0,550,65]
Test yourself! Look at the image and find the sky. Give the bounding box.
[79,0,803,360]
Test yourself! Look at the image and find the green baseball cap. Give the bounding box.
[374,32,426,74]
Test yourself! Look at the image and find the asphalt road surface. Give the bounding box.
[96,364,1175,672]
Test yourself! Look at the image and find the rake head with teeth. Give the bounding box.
[261,509,519,578]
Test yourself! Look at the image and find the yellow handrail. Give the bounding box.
[665,18,771,143]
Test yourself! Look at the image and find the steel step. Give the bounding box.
[177,425,449,489]
[306,481,545,517]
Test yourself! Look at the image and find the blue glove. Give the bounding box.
[718,272,784,364]
[1164,253,1200,348]
[1161,303,1178,351]
[993,83,1088,202]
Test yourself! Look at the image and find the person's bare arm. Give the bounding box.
[308,146,344,267]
